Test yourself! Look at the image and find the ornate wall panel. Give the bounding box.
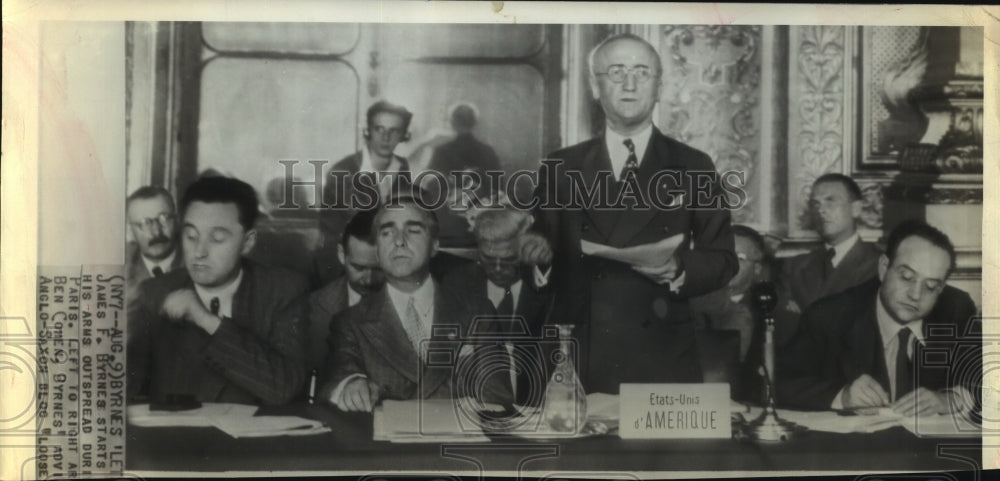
[658,25,763,225]
[787,26,851,237]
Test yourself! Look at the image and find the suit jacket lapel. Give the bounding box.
[848,294,890,393]
[579,137,619,242]
[420,287,462,397]
[607,129,675,247]
[357,289,421,384]
[823,241,871,298]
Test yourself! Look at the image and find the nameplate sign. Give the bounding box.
[618,383,730,439]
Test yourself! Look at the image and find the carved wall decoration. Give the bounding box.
[789,26,847,234]
[659,25,762,224]
[857,181,884,230]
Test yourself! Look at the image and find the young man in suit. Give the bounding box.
[321,196,513,412]
[126,186,183,304]
[307,208,384,373]
[316,100,414,284]
[774,173,881,346]
[779,220,978,417]
[533,33,737,394]
[127,176,309,406]
[442,207,553,406]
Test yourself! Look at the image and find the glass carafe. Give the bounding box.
[541,324,587,434]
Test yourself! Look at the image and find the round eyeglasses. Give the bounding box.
[595,65,656,83]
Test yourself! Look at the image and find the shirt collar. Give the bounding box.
[347,284,362,307]
[385,276,435,320]
[826,231,859,268]
[487,279,522,307]
[875,292,924,348]
[359,146,401,174]
[193,268,244,319]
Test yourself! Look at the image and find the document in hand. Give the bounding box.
[211,415,330,439]
[126,403,258,427]
[373,398,492,443]
[580,234,685,268]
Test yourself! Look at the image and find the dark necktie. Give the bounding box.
[151,266,165,277]
[822,247,836,280]
[620,138,639,180]
[496,288,514,318]
[209,297,221,317]
[895,328,915,401]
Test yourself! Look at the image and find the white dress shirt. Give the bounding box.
[875,298,923,401]
[487,279,522,312]
[359,147,404,199]
[347,285,362,307]
[141,250,177,278]
[193,269,244,319]
[605,124,653,181]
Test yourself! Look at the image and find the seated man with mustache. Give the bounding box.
[127,176,309,406]
[126,186,184,306]
[320,195,513,412]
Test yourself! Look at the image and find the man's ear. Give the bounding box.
[877,254,888,282]
[362,128,371,140]
[588,74,601,100]
[240,229,258,256]
[431,238,439,258]
[337,243,346,265]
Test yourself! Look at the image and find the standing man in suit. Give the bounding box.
[442,207,553,406]
[534,33,737,394]
[774,173,881,346]
[321,195,512,412]
[126,186,183,304]
[128,176,309,406]
[307,208,384,373]
[779,221,978,416]
[317,100,414,284]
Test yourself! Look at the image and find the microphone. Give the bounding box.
[746,281,801,442]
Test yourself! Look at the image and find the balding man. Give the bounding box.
[533,33,737,394]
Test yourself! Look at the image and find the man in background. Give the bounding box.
[307,208,384,373]
[774,173,881,346]
[126,186,183,303]
[128,176,309,406]
[317,100,414,284]
[427,103,502,179]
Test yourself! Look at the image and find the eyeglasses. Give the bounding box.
[736,252,763,263]
[595,65,656,84]
[130,213,174,232]
[369,125,406,139]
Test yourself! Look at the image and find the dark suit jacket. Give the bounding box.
[320,281,513,406]
[428,133,502,177]
[534,128,737,393]
[441,262,554,405]
[307,276,351,373]
[778,278,980,411]
[125,241,183,306]
[774,240,881,347]
[127,261,310,406]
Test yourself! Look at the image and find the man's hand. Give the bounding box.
[160,288,221,334]
[841,374,890,409]
[337,378,381,412]
[519,231,553,266]
[632,256,680,285]
[892,387,956,417]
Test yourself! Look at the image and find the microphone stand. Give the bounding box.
[747,282,801,442]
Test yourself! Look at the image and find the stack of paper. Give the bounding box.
[374,398,490,443]
[898,412,981,438]
[127,403,258,427]
[211,415,330,438]
[128,403,330,438]
[776,409,901,434]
